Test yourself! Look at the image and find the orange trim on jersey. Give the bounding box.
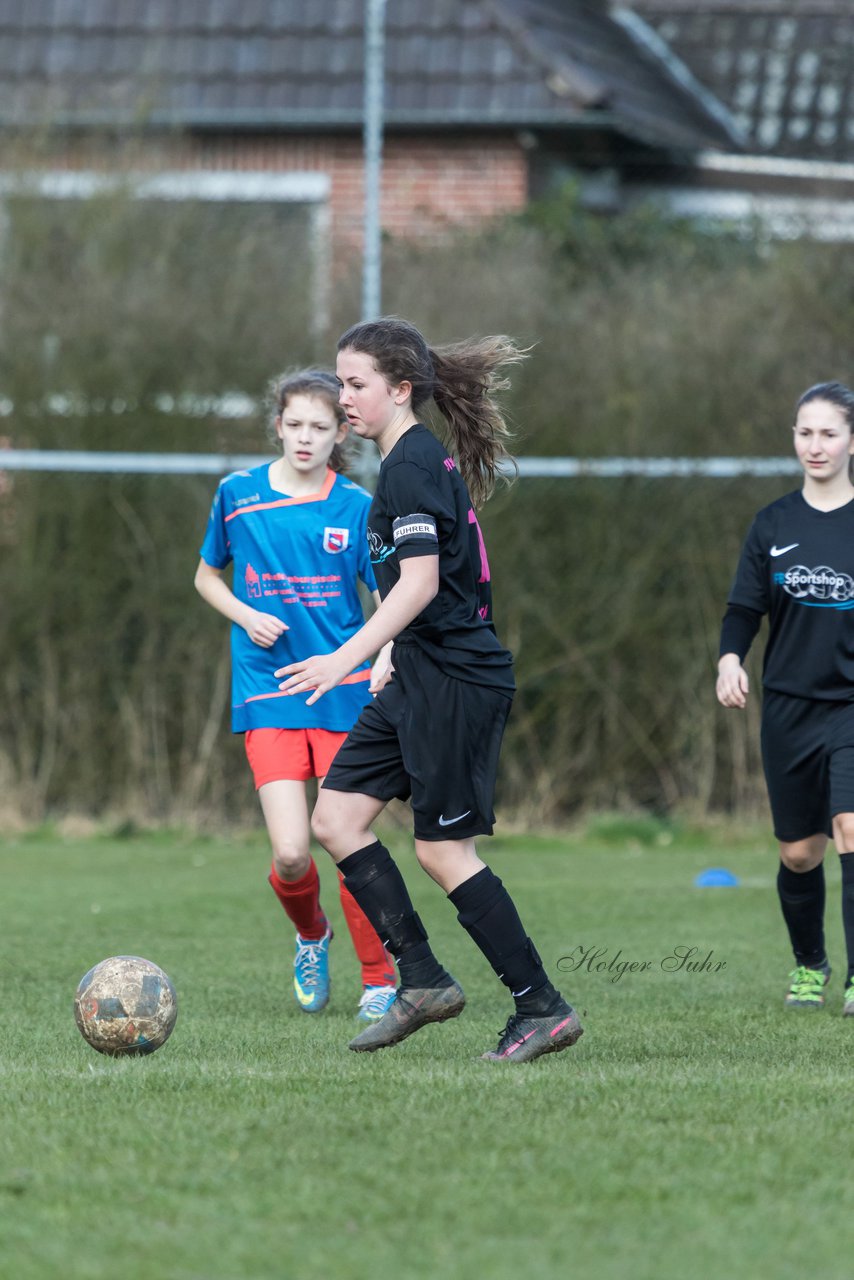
[243,667,372,704]
[224,467,336,522]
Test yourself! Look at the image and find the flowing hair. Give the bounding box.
[266,368,349,473]
[337,316,526,507]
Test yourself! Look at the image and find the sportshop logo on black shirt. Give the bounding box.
[776,565,854,607]
[728,489,854,700]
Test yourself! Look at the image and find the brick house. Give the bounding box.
[0,0,738,251]
[1,1,851,244]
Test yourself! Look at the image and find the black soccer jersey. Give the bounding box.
[367,424,514,691]
[727,490,854,700]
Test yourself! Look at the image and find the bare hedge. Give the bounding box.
[1,181,849,825]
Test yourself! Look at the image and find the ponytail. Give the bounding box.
[430,335,524,508]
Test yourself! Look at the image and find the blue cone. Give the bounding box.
[694,867,739,887]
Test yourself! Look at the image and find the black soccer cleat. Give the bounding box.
[348,980,466,1052]
[481,1004,583,1064]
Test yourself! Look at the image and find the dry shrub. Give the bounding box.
[2,175,852,824]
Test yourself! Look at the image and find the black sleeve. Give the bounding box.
[719,604,763,661]
[726,514,769,614]
[384,460,453,560]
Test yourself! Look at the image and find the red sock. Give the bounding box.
[338,873,396,987]
[268,860,327,941]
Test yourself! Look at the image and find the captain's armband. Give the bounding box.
[392,513,438,547]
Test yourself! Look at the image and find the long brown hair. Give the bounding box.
[266,368,349,473]
[337,316,526,507]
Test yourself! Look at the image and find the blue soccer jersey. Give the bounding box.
[200,464,378,732]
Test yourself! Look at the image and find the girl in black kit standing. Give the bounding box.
[718,381,854,1016]
[277,316,583,1063]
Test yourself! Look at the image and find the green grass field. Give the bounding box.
[1,818,852,1280]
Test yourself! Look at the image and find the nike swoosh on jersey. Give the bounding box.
[438,810,472,827]
[770,543,799,557]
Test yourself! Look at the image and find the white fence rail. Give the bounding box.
[0,450,802,478]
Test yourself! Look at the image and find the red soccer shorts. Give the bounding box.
[244,727,348,788]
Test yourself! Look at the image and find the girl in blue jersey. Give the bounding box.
[195,369,395,1021]
[718,381,854,1017]
[277,318,583,1064]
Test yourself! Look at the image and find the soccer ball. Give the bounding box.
[74,955,178,1057]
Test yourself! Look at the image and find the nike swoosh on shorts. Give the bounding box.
[438,810,472,827]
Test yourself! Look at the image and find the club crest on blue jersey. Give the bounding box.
[323,527,349,554]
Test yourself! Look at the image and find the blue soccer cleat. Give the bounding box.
[356,984,397,1022]
[293,927,332,1013]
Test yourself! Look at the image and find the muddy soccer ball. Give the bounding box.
[74,955,178,1056]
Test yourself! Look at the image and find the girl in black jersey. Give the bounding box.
[718,381,854,1016]
[276,316,583,1063]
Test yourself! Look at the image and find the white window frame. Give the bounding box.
[0,168,332,337]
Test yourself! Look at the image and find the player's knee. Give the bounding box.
[414,837,481,890]
[780,842,823,873]
[271,840,310,879]
[834,813,854,852]
[414,843,442,879]
[309,803,341,855]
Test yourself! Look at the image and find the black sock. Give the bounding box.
[839,853,854,985]
[777,861,827,969]
[338,842,451,990]
[448,866,564,1016]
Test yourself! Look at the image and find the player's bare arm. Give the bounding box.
[276,555,438,703]
[194,558,288,648]
[368,589,394,692]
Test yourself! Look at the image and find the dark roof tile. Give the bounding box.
[19,0,52,28]
[16,33,44,75]
[636,2,854,160]
[233,35,266,77]
[0,0,735,151]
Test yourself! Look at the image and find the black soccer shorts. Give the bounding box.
[323,640,513,841]
[761,689,854,842]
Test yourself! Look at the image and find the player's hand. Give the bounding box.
[716,655,749,709]
[275,652,349,706]
[243,609,288,648]
[369,642,394,694]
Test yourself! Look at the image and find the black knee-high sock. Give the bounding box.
[338,841,451,990]
[777,862,827,969]
[839,854,854,985]
[448,866,564,1016]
